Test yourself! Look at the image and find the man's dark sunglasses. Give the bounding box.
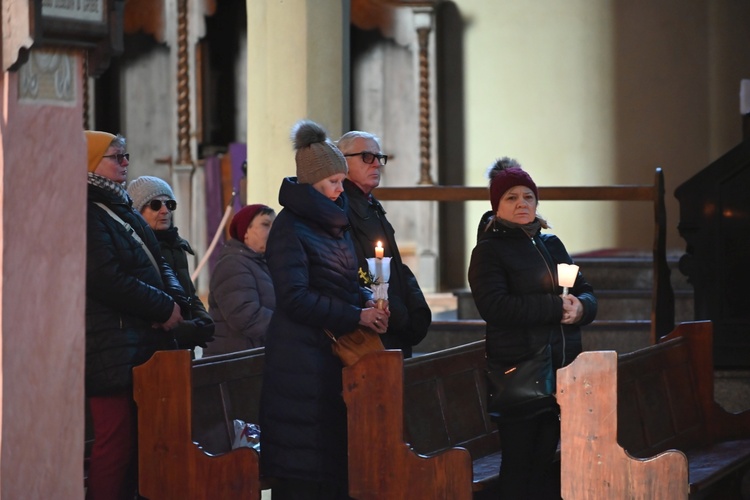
[344,151,388,165]
[148,199,177,211]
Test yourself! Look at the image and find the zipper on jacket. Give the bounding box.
[531,235,567,366]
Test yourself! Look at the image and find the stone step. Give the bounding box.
[573,256,692,292]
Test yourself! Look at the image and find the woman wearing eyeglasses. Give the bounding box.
[128,176,215,354]
[86,133,189,500]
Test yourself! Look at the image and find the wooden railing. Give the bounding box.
[374,167,675,343]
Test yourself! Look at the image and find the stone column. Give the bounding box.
[245,0,347,206]
[0,49,86,498]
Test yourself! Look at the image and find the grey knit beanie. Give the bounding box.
[292,120,348,185]
[127,176,176,211]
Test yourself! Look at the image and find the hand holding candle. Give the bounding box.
[557,263,579,296]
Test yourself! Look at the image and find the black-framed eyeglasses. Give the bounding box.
[344,151,388,165]
[148,199,177,211]
[102,153,130,165]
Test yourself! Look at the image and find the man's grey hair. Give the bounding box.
[336,131,382,154]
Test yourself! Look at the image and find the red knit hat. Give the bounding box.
[229,204,272,241]
[488,159,538,213]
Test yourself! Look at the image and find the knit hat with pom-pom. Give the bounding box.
[488,157,538,212]
[292,120,348,185]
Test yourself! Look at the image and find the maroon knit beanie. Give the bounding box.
[489,160,538,213]
[229,204,271,241]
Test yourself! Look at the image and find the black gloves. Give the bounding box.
[172,317,215,349]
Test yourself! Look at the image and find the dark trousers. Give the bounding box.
[271,478,353,500]
[86,392,137,500]
[497,411,561,499]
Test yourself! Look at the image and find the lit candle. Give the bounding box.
[375,241,384,259]
[557,263,580,296]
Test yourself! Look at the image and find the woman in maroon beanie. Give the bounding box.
[204,203,276,355]
[469,157,598,499]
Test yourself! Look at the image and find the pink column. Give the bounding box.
[0,51,86,498]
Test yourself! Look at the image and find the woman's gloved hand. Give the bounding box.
[172,318,215,349]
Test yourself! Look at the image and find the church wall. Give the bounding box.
[456,0,750,262]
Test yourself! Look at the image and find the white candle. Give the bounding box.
[375,241,384,259]
[557,263,580,296]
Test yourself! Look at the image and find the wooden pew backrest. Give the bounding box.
[343,349,473,500]
[403,340,498,459]
[191,348,265,454]
[133,350,262,500]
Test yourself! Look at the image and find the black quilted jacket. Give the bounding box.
[343,179,431,357]
[86,182,187,396]
[468,214,597,371]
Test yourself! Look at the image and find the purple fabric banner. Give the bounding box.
[228,142,247,210]
[203,155,225,273]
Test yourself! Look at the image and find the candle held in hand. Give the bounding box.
[375,241,384,259]
[557,263,580,296]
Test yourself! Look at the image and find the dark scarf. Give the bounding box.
[496,217,543,238]
[87,172,130,205]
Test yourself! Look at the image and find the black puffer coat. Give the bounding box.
[86,181,187,396]
[468,215,597,374]
[344,179,431,357]
[259,177,366,487]
[205,238,275,354]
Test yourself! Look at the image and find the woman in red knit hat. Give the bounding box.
[469,157,598,499]
[203,203,277,355]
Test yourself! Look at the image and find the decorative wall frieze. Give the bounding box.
[18,48,76,106]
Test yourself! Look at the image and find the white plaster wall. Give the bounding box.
[246,0,346,208]
[121,46,174,183]
[458,0,617,259]
[455,0,750,261]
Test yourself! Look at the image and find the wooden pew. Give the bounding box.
[343,340,500,498]
[557,321,750,499]
[133,349,265,500]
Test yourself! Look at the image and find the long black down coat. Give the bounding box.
[468,215,597,383]
[343,179,431,357]
[259,177,367,487]
[86,182,187,396]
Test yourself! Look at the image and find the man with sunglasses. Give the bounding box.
[128,175,215,356]
[337,131,432,357]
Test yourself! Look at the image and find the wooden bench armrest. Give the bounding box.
[134,350,262,500]
[558,350,689,499]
